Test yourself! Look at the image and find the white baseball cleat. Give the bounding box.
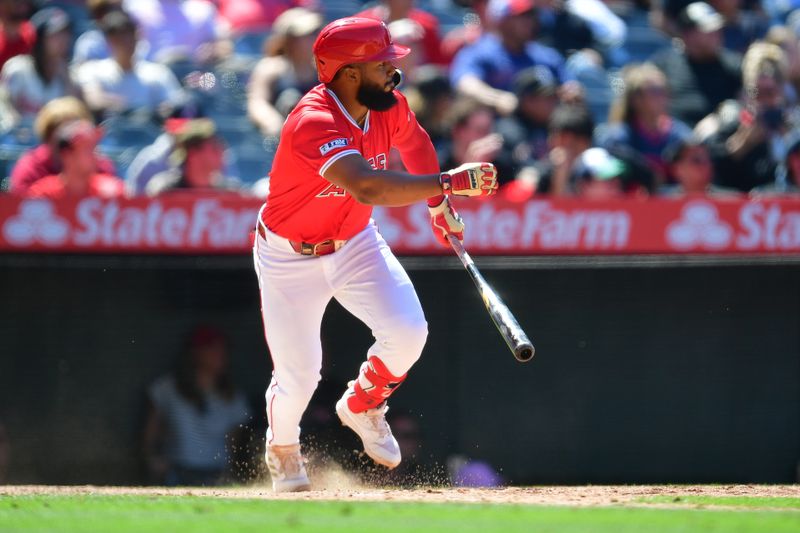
[265,443,312,493]
[336,391,401,469]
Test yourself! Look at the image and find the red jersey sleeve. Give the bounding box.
[291,111,361,178]
[390,92,440,175]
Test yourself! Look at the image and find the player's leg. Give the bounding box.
[253,229,332,490]
[329,223,428,467]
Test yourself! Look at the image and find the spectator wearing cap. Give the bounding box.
[0,7,77,126]
[572,147,626,199]
[534,104,652,196]
[26,119,125,199]
[536,0,626,64]
[76,11,185,120]
[357,0,450,65]
[450,0,572,116]
[9,96,116,194]
[534,103,596,195]
[0,0,35,70]
[72,0,126,65]
[496,66,560,172]
[597,63,691,185]
[145,118,241,195]
[658,0,766,51]
[651,2,742,127]
[123,0,222,65]
[660,135,740,196]
[494,68,561,201]
[404,65,454,149]
[246,7,322,137]
[699,42,797,192]
[142,324,250,486]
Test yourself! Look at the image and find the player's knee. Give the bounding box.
[392,314,428,361]
[272,371,321,400]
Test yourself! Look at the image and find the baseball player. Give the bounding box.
[253,17,498,492]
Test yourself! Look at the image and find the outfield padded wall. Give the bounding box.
[0,257,797,484]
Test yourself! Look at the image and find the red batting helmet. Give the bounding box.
[313,17,410,83]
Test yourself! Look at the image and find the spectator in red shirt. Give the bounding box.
[214,0,297,35]
[0,0,35,70]
[9,96,116,194]
[27,119,125,199]
[357,0,449,65]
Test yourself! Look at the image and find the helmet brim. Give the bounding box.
[363,43,411,63]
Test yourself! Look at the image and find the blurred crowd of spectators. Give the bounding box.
[0,0,800,200]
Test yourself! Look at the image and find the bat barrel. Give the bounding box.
[514,343,535,362]
[448,235,536,364]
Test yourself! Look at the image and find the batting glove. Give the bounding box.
[440,162,498,197]
[428,196,464,247]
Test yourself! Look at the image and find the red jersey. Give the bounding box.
[9,144,117,194]
[0,22,35,70]
[27,173,125,199]
[262,85,439,243]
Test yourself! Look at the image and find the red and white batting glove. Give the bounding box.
[428,196,464,248]
[440,162,498,197]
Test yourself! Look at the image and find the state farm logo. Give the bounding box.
[666,201,733,250]
[3,199,70,245]
[1,197,260,250]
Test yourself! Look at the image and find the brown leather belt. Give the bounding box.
[257,223,346,256]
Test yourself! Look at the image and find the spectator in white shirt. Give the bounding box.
[123,0,222,65]
[142,325,250,486]
[72,0,124,65]
[0,7,77,129]
[76,11,185,119]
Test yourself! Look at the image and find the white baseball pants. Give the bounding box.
[253,220,428,446]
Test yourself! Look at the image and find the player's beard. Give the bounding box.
[356,79,398,111]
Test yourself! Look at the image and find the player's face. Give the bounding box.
[355,61,399,111]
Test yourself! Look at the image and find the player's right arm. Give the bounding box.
[294,110,497,206]
[323,153,442,206]
[324,154,498,206]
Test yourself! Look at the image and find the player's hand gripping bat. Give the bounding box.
[447,235,535,362]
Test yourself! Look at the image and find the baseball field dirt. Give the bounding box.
[3,483,800,505]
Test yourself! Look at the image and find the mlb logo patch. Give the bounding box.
[319,138,348,155]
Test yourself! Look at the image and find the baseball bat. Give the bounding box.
[447,235,535,362]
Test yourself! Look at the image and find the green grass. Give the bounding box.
[1,495,799,533]
[640,495,800,509]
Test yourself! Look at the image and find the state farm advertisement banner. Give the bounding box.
[0,194,262,254]
[0,194,799,255]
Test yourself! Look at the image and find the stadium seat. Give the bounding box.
[233,31,270,58]
[622,26,671,63]
[323,0,363,22]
